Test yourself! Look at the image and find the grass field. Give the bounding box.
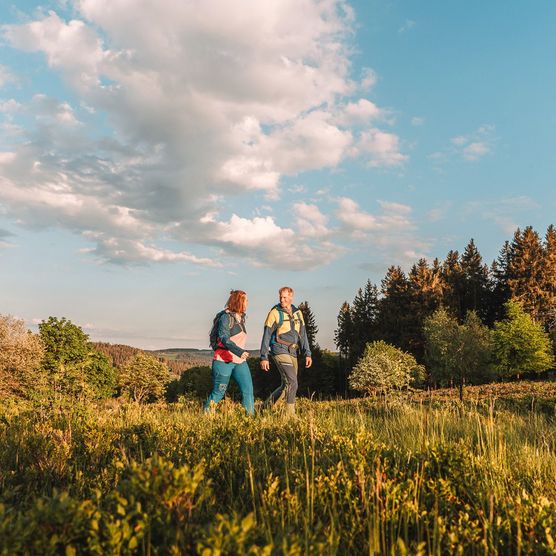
[1,383,555,554]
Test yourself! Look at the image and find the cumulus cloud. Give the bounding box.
[0,0,409,269]
[464,195,540,234]
[336,197,413,235]
[336,196,429,268]
[293,202,330,238]
[432,124,496,165]
[0,65,17,89]
[356,128,407,167]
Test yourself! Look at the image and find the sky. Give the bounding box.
[1,1,555,350]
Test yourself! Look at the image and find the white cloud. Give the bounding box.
[463,142,489,161]
[360,67,378,90]
[356,128,407,167]
[0,1,408,270]
[398,19,416,33]
[0,65,17,89]
[336,197,413,234]
[411,116,424,126]
[465,195,540,234]
[451,124,495,161]
[293,202,330,237]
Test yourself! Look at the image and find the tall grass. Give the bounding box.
[0,395,555,554]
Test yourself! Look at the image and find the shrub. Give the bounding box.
[349,340,422,395]
[119,353,172,403]
[0,314,45,399]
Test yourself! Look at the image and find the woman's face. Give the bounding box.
[242,295,249,313]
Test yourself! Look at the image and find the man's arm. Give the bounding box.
[260,310,277,361]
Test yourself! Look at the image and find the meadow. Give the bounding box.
[1,386,555,555]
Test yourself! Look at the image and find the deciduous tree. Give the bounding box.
[492,300,554,378]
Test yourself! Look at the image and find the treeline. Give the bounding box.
[94,343,208,375]
[334,225,556,391]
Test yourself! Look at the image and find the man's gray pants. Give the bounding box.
[265,353,299,406]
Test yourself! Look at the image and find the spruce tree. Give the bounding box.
[460,239,490,322]
[541,225,556,330]
[441,250,464,319]
[350,280,379,364]
[408,258,443,359]
[334,301,353,394]
[298,301,319,353]
[507,226,545,322]
[377,266,412,351]
[488,240,512,324]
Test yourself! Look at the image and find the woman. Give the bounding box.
[204,290,254,415]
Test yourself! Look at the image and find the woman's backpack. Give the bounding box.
[209,310,234,350]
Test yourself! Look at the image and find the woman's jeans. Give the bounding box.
[204,359,254,415]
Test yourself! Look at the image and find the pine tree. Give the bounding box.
[377,266,412,351]
[541,225,556,330]
[334,301,353,394]
[298,301,319,353]
[350,280,379,364]
[488,240,512,324]
[460,239,490,322]
[507,226,545,322]
[334,302,352,360]
[407,258,443,359]
[441,250,464,318]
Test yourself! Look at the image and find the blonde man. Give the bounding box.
[260,287,312,416]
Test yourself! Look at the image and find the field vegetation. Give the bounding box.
[1,388,555,555]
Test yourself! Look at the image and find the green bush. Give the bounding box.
[349,340,423,394]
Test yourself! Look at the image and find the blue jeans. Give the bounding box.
[204,360,254,415]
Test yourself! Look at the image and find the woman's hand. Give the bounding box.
[241,351,249,360]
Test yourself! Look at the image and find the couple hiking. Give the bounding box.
[204,287,312,416]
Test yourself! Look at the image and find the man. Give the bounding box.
[260,286,312,416]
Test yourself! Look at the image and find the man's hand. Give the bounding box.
[305,356,312,368]
[260,359,270,372]
[240,351,249,360]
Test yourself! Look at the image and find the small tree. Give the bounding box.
[119,353,172,403]
[0,314,45,398]
[424,308,493,400]
[492,300,555,378]
[349,340,423,395]
[38,316,117,398]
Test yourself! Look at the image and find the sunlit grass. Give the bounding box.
[0,387,555,554]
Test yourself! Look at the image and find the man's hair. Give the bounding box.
[226,290,247,314]
[279,286,294,295]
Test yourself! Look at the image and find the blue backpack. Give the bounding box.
[209,310,234,350]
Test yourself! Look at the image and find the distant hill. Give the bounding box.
[94,343,261,377]
[94,343,212,376]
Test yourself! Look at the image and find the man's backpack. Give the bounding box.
[209,310,234,350]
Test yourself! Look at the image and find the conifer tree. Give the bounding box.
[460,239,490,321]
[407,258,443,359]
[334,301,353,394]
[377,266,412,351]
[541,225,556,330]
[350,280,379,363]
[441,250,464,318]
[298,301,319,354]
[334,302,352,360]
[488,240,512,324]
[507,226,545,322]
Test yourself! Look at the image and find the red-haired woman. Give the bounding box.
[204,290,254,414]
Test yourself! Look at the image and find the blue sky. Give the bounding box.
[1,1,555,349]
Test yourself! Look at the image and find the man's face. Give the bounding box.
[279,290,293,309]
